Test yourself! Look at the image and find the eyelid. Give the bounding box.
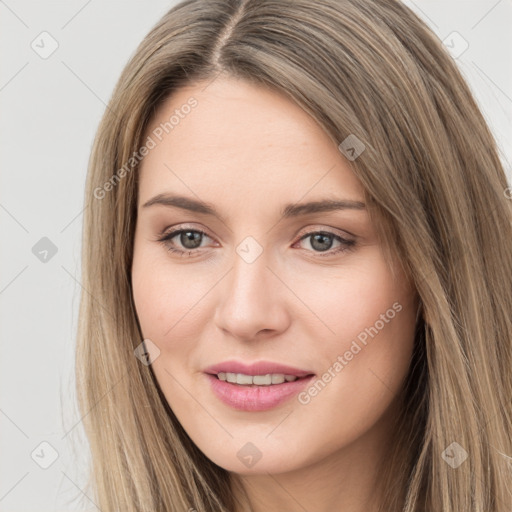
[157,223,215,241]
[294,224,356,240]
[157,224,353,243]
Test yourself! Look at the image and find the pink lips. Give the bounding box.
[203,360,315,412]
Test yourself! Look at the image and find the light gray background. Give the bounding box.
[1,1,511,510]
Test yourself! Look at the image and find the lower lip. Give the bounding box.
[205,373,315,412]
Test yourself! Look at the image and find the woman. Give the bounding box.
[76,0,512,510]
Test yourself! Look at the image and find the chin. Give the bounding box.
[196,438,309,476]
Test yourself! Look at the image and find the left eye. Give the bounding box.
[158,229,213,254]
[294,231,355,256]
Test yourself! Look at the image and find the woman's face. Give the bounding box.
[131,75,418,476]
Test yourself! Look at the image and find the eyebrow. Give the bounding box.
[141,193,366,220]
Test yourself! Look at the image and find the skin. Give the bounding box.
[131,74,419,512]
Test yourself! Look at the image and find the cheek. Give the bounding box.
[131,243,211,343]
[290,251,413,357]
[131,251,211,403]
[289,252,417,418]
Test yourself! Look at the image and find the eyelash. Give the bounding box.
[156,226,356,258]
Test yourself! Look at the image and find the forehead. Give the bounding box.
[138,76,365,207]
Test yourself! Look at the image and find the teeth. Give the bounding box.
[217,372,299,385]
[271,374,285,384]
[253,374,272,385]
[237,373,253,385]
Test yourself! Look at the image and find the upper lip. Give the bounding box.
[203,360,315,378]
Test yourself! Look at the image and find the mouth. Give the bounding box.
[203,360,314,379]
[204,371,316,412]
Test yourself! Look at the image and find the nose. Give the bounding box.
[213,247,291,342]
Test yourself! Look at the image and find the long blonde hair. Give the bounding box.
[76,0,512,510]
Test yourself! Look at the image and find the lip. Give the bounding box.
[203,360,314,378]
[203,360,316,412]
